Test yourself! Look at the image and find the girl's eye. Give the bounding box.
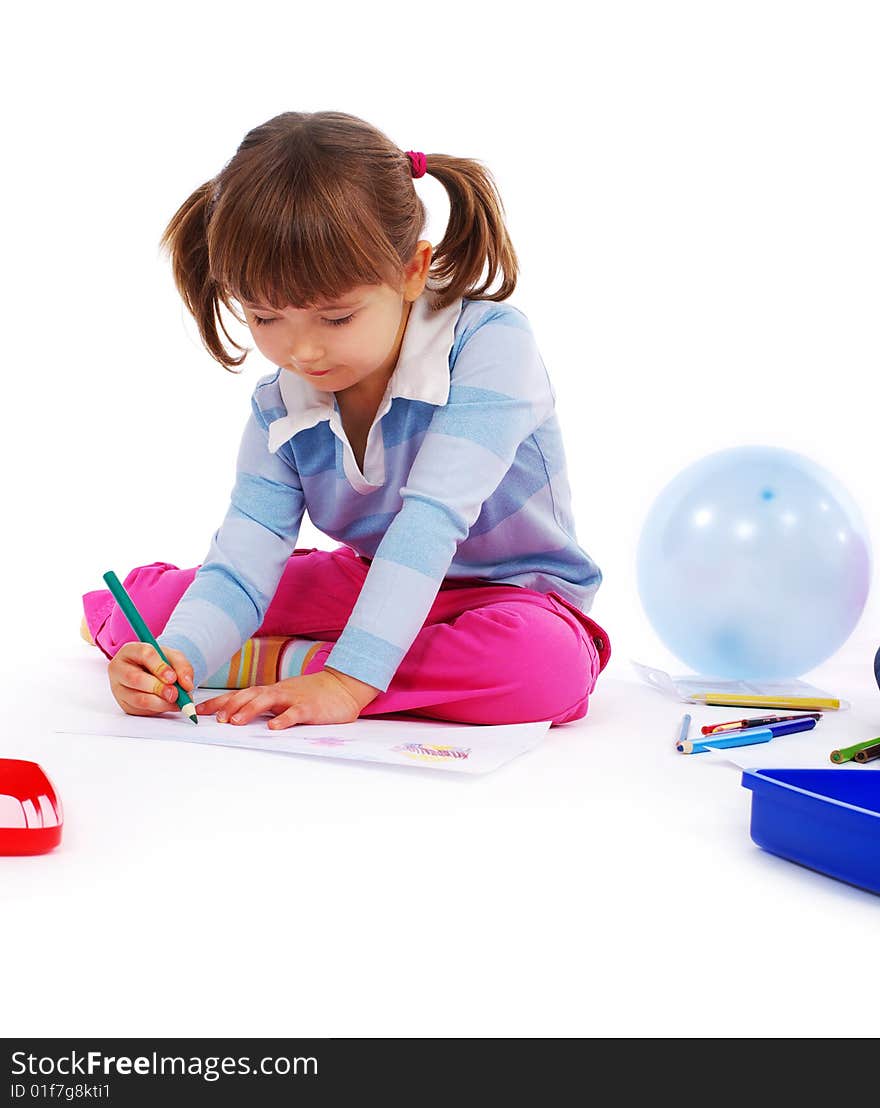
[251,312,355,327]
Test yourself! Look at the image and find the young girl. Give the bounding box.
[82,110,609,730]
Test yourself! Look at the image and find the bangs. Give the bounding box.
[207,157,405,313]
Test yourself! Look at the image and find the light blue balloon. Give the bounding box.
[637,446,872,678]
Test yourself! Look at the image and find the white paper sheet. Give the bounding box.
[55,702,552,776]
[697,735,880,772]
[673,726,880,772]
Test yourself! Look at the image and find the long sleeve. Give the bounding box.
[326,313,555,691]
[159,398,306,686]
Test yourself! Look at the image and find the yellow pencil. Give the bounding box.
[690,693,840,711]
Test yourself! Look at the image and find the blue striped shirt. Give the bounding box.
[159,291,602,690]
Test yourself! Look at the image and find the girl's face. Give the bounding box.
[239,243,432,397]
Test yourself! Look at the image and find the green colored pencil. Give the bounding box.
[103,570,198,724]
[829,737,880,764]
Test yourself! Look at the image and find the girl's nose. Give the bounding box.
[289,343,323,368]
[284,324,324,364]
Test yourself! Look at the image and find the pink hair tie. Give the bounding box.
[406,150,427,179]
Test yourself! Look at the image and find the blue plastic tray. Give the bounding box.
[741,768,880,895]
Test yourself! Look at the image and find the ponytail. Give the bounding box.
[160,182,247,371]
[423,155,518,308]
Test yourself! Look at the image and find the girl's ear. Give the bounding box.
[402,240,433,301]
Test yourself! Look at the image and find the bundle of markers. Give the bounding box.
[674,712,821,755]
[675,709,880,765]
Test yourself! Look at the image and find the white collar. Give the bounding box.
[267,287,462,453]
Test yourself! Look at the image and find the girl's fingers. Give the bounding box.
[267,704,307,730]
[118,642,178,684]
[116,658,179,701]
[197,684,309,725]
[108,643,196,718]
[199,688,268,723]
[163,647,196,692]
[197,693,233,716]
[118,687,179,716]
[221,689,279,725]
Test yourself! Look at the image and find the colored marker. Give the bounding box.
[690,693,839,710]
[102,570,198,724]
[675,713,692,746]
[829,737,880,764]
[701,712,821,736]
[742,717,817,739]
[854,741,880,764]
[678,728,776,754]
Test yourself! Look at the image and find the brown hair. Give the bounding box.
[160,111,518,369]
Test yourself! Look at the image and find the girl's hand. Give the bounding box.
[197,667,380,730]
[108,643,196,717]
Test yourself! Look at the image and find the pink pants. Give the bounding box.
[83,547,611,726]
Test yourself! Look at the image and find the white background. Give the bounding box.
[3,1,880,1040]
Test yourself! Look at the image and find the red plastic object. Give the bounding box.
[0,759,63,855]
